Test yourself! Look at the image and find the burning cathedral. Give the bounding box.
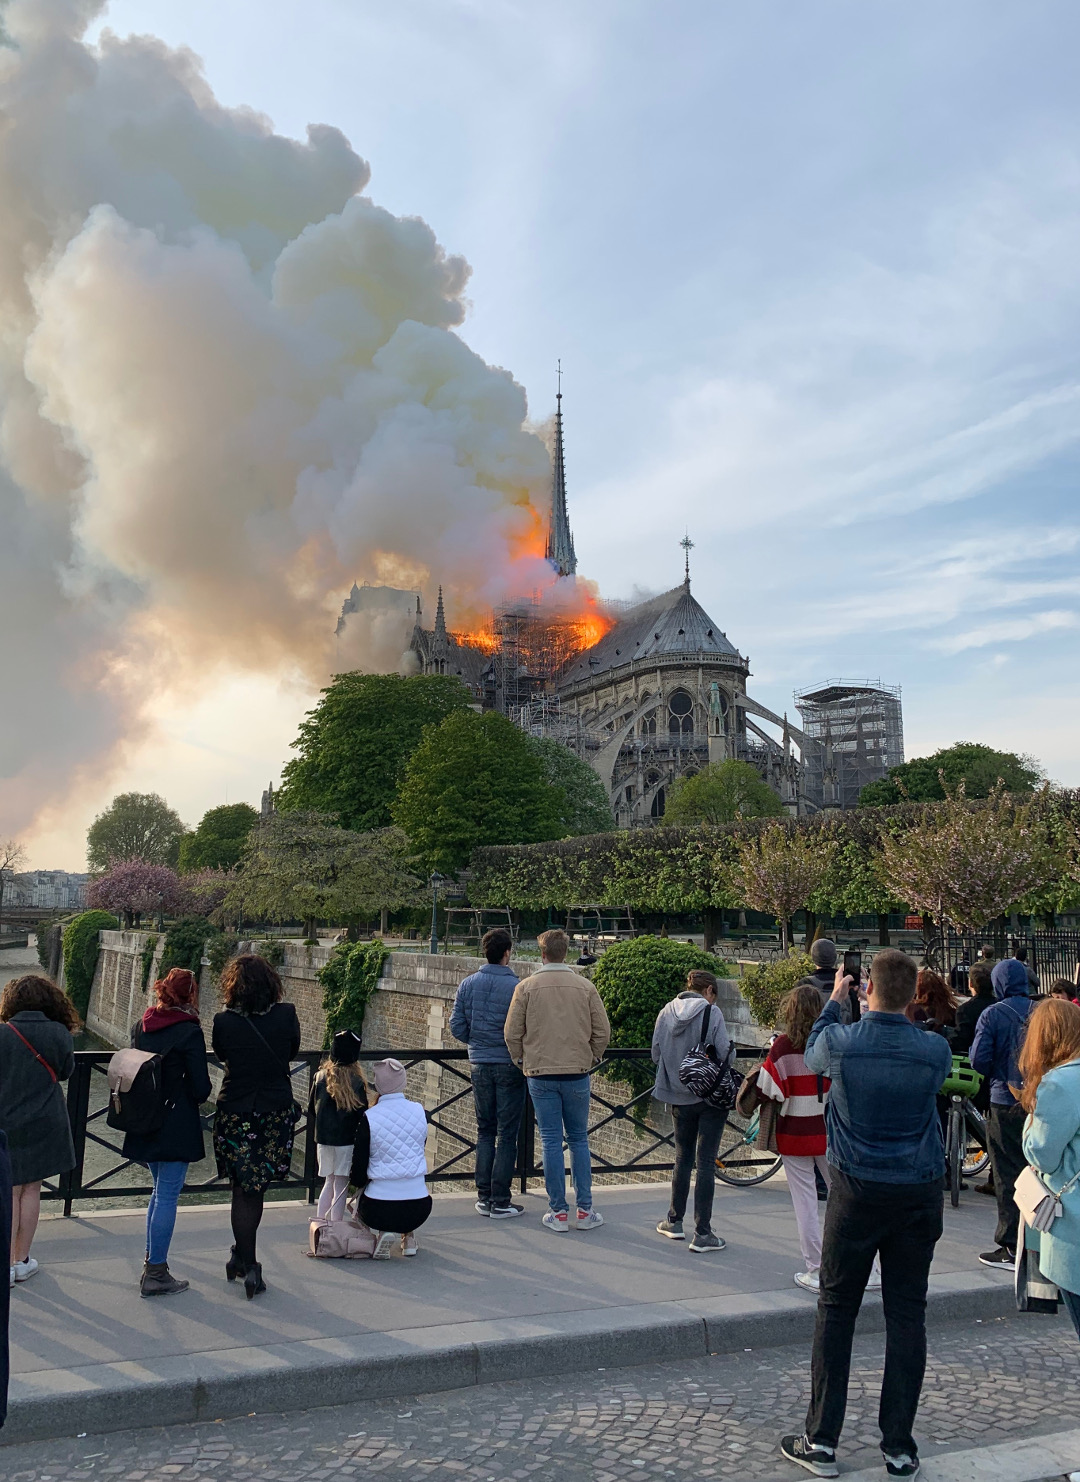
[337,388,903,824]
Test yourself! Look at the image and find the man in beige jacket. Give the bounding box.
[504,929,611,1232]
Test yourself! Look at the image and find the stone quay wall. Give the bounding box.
[86,935,762,1185]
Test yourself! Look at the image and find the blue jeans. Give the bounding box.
[146,1161,188,1264]
[528,1075,592,1214]
[471,1063,526,1207]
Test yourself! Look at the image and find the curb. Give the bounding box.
[2,1270,1019,1446]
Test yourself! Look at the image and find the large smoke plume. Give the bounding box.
[0,0,575,844]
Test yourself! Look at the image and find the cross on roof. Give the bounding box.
[680,533,694,585]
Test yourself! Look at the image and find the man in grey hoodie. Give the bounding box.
[651,970,731,1252]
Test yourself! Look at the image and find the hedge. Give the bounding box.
[62,910,118,1019]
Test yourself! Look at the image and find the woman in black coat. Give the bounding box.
[212,956,301,1299]
[125,967,211,1298]
[0,975,77,1285]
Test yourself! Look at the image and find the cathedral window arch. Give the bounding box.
[641,710,657,737]
[668,689,694,737]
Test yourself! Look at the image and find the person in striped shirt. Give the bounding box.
[759,983,832,1292]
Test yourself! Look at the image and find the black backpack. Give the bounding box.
[677,1004,743,1111]
[105,1047,167,1136]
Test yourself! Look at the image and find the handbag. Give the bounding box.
[242,1014,303,1126]
[1013,1162,1080,1234]
[308,1202,378,1259]
[1014,1216,1060,1314]
[678,1005,743,1111]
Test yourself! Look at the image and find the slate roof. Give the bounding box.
[558,583,746,689]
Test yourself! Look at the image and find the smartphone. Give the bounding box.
[842,949,862,984]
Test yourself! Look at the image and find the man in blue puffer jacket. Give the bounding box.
[970,957,1033,1266]
[450,928,525,1219]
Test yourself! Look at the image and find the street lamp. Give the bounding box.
[156,891,165,932]
[429,872,446,955]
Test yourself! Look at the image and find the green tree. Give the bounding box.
[62,909,118,1018]
[666,760,785,826]
[178,803,259,872]
[530,737,615,836]
[859,742,1043,807]
[87,792,187,871]
[278,673,472,831]
[393,710,564,873]
[733,825,837,952]
[593,935,734,1049]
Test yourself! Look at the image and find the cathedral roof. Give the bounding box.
[558,582,745,689]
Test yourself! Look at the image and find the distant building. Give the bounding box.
[9,871,89,910]
[794,681,905,810]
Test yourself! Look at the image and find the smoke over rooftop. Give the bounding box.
[0,0,580,844]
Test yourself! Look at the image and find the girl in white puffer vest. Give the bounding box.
[350,1058,431,1259]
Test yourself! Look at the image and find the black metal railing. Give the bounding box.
[42,1044,763,1214]
[938,929,1080,984]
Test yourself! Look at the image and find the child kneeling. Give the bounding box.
[351,1058,432,1258]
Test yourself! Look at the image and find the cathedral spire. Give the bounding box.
[545,362,577,577]
[434,585,447,641]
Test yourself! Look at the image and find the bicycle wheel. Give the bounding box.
[715,1108,783,1185]
[946,1100,962,1208]
[961,1101,989,1179]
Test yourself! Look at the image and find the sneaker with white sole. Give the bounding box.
[689,1231,725,1253]
[542,1210,569,1233]
[400,1233,418,1257]
[883,1453,920,1478]
[575,1208,603,1231]
[794,1268,820,1292]
[12,1257,38,1283]
[978,1246,1015,1267]
[474,1199,492,1216]
[656,1219,685,1239]
[371,1231,398,1260]
[489,1202,525,1219]
[779,1433,838,1477]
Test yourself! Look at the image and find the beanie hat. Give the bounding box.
[330,1030,361,1066]
[810,938,837,969]
[371,1057,407,1095]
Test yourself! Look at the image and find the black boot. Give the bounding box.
[244,1263,266,1299]
[225,1244,244,1282]
[141,1262,189,1298]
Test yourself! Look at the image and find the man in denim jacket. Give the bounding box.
[780,949,950,1481]
[449,929,524,1219]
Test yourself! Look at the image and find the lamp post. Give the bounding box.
[429,872,446,955]
[156,891,165,933]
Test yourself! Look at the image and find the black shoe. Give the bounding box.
[140,1262,189,1298]
[474,1199,492,1217]
[489,1202,525,1219]
[779,1433,838,1477]
[884,1454,921,1478]
[244,1263,266,1299]
[978,1246,1015,1267]
[974,1181,996,1196]
[225,1244,244,1282]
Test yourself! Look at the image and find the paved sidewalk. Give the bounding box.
[9,1180,1017,1444]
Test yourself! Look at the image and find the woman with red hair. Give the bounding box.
[124,967,211,1297]
[907,969,958,1031]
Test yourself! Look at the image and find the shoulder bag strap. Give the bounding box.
[698,1002,712,1048]
[6,1022,58,1083]
[242,1013,294,1078]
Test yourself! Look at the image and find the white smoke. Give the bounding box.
[0,1,561,842]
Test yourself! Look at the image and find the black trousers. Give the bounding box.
[987,1103,1025,1251]
[668,1102,727,1237]
[0,1131,9,1428]
[471,1063,526,1207]
[805,1169,943,1458]
[358,1194,432,1235]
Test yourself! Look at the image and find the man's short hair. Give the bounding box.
[869,949,918,1012]
[968,963,993,995]
[1015,947,1028,963]
[979,946,995,961]
[810,938,837,968]
[538,928,569,963]
[482,928,514,964]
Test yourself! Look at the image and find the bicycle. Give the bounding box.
[942,1056,987,1208]
[714,1046,784,1186]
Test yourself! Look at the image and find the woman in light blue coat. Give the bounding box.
[1018,998,1080,1339]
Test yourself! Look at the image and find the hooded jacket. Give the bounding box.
[650,993,731,1106]
[970,959,1032,1106]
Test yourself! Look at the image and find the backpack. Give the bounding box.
[678,1004,743,1111]
[105,1047,167,1136]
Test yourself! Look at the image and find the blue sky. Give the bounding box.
[91,0,1080,786]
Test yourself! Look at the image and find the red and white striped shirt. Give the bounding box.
[758,1033,829,1157]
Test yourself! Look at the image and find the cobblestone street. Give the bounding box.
[3,1313,1077,1482]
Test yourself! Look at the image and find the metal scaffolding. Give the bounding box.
[794,680,904,810]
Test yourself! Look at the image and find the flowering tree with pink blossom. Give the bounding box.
[733,825,837,952]
[183,868,231,924]
[87,860,188,929]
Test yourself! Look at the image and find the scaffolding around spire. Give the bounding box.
[545,362,577,577]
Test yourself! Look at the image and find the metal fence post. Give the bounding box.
[62,1057,92,1217]
[516,1092,535,1195]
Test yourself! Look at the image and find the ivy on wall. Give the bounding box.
[140,934,159,990]
[317,939,390,1047]
[61,910,119,1019]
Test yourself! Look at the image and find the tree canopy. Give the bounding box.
[87,792,187,871]
[666,760,785,825]
[531,737,615,836]
[859,742,1043,807]
[277,673,473,831]
[178,803,259,872]
[86,860,187,928]
[393,709,565,873]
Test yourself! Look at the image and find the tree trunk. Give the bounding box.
[703,907,721,952]
[303,916,317,941]
[780,917,790,953]
[380,906,389,937]
[877,912,891,947]
[346,919,360,942]
[804,910,816,948]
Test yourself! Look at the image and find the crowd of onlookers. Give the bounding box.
[0,926,1079,1479]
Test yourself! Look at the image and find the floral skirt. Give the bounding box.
[213,1105,296,1195]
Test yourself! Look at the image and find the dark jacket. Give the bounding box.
[449,963,520,1064]
[309,1068,368,1146]
[805,999,951,1183]
[123,1015,212,1165]
[953,987,995,1056]
[799,967,860,1025]
[970,959,1032,1106]
[0,1011,75,1184]
[212,1003,301,1113]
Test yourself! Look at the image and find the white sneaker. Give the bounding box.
[371,1231,397,1260]
[575,1208,604,1231]
[12,1257,38,1282]
[794,1268,820,1292]
[400,1233,418,1258]
[542,1210,569,1233]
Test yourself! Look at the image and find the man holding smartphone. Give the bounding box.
[779,949,951,1481]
